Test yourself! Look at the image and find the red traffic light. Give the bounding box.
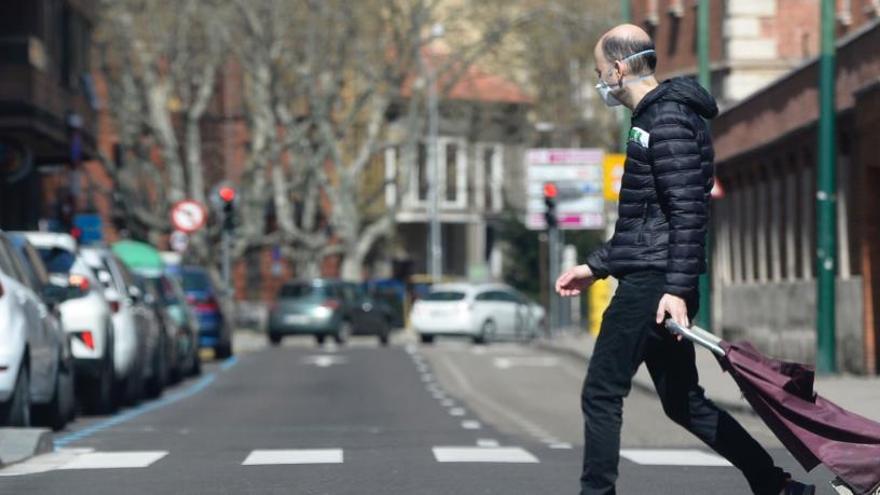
[219,186,236,203]
[543,182,558,198]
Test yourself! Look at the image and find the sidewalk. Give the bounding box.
[536,329,880,422]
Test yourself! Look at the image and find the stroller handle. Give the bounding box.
[664,320,726,357]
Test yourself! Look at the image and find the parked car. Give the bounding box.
[410,283,542,344]
[268,279,394,346]
[131,273,170,398]
[179,266,233,358]
[21,232,119,413]
[80,246,158,403]
[0,232,74,428]
[148,274,200,378]
[5,233,77,429]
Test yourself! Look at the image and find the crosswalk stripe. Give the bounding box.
[433,447,539,463]
[58,451,169,470]
[242,449,344,466]
[619,449,732,467]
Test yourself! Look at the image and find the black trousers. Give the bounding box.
[580,271,786,495]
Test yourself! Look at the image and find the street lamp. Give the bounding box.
[427,23,444,282]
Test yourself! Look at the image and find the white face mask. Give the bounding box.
[595,49,656,107]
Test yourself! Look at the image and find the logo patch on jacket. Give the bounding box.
[628,127,650,147]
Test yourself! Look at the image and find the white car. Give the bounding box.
[411,283,544,344]
[0,232,74,428]
[21,232,119,413]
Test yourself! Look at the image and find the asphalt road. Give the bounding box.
[0,333,837,494]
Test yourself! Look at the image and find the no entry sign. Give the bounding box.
[170,200,208,233]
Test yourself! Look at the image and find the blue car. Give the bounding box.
[179,266,232,358]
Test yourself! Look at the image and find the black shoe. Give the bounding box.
[782,480,816,495]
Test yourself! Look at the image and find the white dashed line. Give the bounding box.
[461,420,482,430]
[619,449,731,467]
[58,451,169,470]
[476,439,500,448]
[433,447,538,463]
[548,443,573,450]
[242,449,344,466]
[448,407,466,417]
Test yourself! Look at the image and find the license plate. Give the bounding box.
[284,314,309,325]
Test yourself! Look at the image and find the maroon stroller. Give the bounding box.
[665,321,880,495]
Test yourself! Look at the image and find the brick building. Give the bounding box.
[0,0,98,231]
[631,1,880,374]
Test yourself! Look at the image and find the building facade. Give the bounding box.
[382,55,532,282]
[630,1,880,373]
[0,0,98,231]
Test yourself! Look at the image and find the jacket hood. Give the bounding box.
[633,77,719,119]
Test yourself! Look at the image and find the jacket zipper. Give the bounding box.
[637,200,648,244]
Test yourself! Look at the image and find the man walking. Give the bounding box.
[554,24,814,495]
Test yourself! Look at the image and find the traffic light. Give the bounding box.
[219,186,236,232]
[543,182,558,229]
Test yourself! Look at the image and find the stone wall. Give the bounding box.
[718,277,866,374]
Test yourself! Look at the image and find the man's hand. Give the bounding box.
[555,264,595,297]
[655,294,689,339]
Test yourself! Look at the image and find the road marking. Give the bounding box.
[59,451,169,470]
[421,373,434,382]
[302,355,348,368]
[449,407,466,417]
[476,439,500,447]
[620,449,732,467]
[548,443,573,450]
[431,391,446,400]
[433,447,538,463]
[441,399,456,407]
[493,356,559,370]
[438,355,557,445]
[243,449,344,466]
[461,420,482,430]
[54,356,239,448]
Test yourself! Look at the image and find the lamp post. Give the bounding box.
[427,23,444,282]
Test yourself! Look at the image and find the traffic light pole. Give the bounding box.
[222,230,231,290]
[548,224,560,333]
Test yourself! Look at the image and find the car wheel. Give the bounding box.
[34,370,66,431]
[214,341,233,359]
[190,351,202,376]
[145,341,166,399]
[473,320,496,345]
[89,350,117,415]
[268,333,283,346]
[378,333,390,346]
[315,334,326,346]
[0,362,31,427]
[334,321,352,344]
[419,334,435,345]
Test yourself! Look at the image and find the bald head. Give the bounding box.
[594,24,657,77]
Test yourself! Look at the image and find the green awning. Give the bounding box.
[111,240,164,276]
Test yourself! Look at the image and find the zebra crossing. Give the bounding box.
[0,446,732,476]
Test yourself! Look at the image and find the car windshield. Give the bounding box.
[36,247,77,274]
[279,283,332,299]
[422,291,466,302]
[181,269,211,291]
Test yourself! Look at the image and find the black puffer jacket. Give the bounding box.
[585,77,718,297]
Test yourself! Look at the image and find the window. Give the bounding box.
[423,291,466,301]
[445,142,458,202]
[417,143,429,202]
[36,247,77,274]
[478,144,503,212]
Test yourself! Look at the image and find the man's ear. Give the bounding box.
[613,60,625,87]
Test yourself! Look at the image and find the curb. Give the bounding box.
[533,338,756,417]
[0,428,53,466]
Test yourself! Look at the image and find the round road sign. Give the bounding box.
[170,200,208,233]
[169,230,189,253]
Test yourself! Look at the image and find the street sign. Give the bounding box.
[170,200,208,233]
[602,154,626,201]
[525,149,605,230]
[169,230,189,253]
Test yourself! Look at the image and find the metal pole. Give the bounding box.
[816,0,837,373]
[696,0,712,330]
[428,57,442,282]
[222,230,231,289]
[618,0,631,153]
[548,225,559,332]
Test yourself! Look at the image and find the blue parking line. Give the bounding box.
[54,357,238,448]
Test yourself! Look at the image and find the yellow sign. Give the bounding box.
[603,154,626,201]
[588,278,613,336]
